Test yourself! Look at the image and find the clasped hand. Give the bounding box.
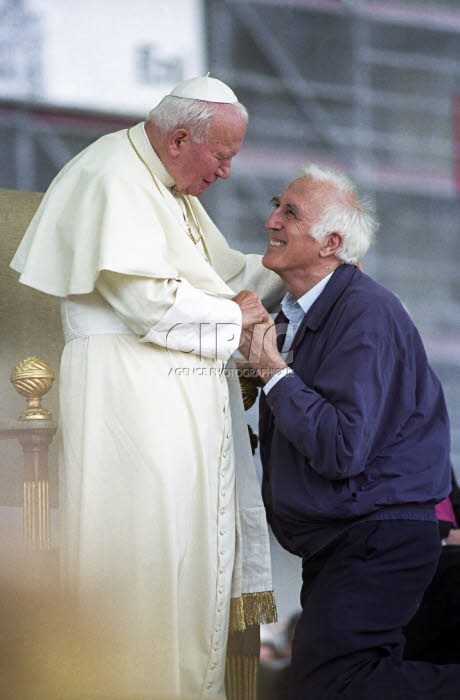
[232,290,287,383]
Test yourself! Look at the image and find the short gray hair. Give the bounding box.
[295,163,378,263]
[147,95,248,143]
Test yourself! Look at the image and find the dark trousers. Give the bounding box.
[403,544,460,664]
[289,520,460,700]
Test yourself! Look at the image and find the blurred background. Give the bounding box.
[1,0,460,626]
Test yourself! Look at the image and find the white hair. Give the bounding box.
[146,95,248,143]
[295,163,378,263]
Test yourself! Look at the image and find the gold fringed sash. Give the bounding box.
[229,590,278,633]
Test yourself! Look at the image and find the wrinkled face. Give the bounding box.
[262,176,332,279]
[171,109,247,196]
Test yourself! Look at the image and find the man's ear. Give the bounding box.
[320,232,343,257]
[168,129,189,159]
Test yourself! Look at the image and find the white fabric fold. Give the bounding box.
[141,278,242,360]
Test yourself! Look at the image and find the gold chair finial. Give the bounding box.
[10,356,55,421]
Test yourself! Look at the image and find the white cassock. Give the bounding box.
[11,122,282,699]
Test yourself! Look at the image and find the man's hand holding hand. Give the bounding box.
[238,316,287,384]
[232,290,270,328]
[233,290,287,382]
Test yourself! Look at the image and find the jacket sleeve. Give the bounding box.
[264,329,401,480]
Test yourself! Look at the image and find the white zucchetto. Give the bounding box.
[169,76,239,104]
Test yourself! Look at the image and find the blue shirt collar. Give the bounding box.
[281,271,334,322]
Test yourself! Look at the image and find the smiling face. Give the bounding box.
[167,106,247,196]
[262,176,343,297]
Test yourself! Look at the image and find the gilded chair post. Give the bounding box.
[16,427,54,551]
[10,357,56,551]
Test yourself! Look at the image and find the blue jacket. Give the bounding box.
[259,264,451,558]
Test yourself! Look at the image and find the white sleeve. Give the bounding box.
[140,278,242,361]
[95,270,180,334]
[95,270,242,361]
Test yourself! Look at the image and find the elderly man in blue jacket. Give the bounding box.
[239,163,460,699]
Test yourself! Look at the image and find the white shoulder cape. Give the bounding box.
[10,122,247,298]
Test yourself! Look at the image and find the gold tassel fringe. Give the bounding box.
[229,590,278,632]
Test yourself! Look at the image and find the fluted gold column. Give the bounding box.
[17,428,54,551]
[226,625,261,700]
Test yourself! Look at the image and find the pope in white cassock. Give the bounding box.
[10,76,283,699]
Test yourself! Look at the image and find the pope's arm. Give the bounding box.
[95,270,265,362]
